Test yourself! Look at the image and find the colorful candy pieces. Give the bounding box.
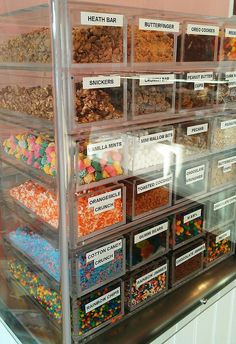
[8,258,62,322]
[3,133,56,176]
[9,180,58,228]
[77,188,123,237]
[207,236,231,263]
[78,143,123,185]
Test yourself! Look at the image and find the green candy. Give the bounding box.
[79,169,87,178]
[91,160,102,172]
[95,172,102,181]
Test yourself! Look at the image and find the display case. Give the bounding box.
[124,257,168,311]
[205,222,235,267]
[124,126,174,175]
[0,2,236,344]
[126,218,169,269]
[124,172,173,220]
[170,203,205,249]
[170,240,205,287]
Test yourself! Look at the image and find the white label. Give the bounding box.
[194,82,204,91]
[85,287,120,313]
[220,119,236,130]
[185,165,205,185]
[187,24,219,36]
[88,189,121,215]
[229,82,236,88]
[139,74,175,86]
[225,28,236,38]
[81,11,123,27]
[139,18,179,32]
[87,138,123,155]
[187,123,208,136]
[223,164,232,173]
[135,264,167,289]
[213,195,236,211]
[216,230,231,243]
[176,244,206,266]
[86,239,122,266]
[225,72,236,81]
[183,209,202,223]
[187,72,213,82]
[83,76,120,89]
[218,156,236,173]
[139,130,174,145]
[134,221,168,244]
[137,175,172,194]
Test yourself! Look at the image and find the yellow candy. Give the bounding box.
[43,165,50,174]
[51,158,56,166]
[102,170,110,178]
[50,151,56,158]
[83,158,91,167]
[114,166,123,175]
[84,173,94,184]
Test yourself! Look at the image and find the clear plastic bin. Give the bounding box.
[174,158,208,202]
[217,72,236,107]
[123,172,173,220]
[0,70,53,122]
[77,134,126,186]
[219,25,236,61]
[178,20,219,62]
[124,126,174,175]
[170,240,205,287]
[124,257,168,311]
[127,73,175,120]
[211,115,236,152]
[71,74,126,127]
[76,280,124,338]
[126,218,169,269]
[170,203,205,249]
[176,72,217,111]
[76,183,126,239]
[209,150,236,190]
[175,119,211,160]
[206,189,236,229]
[76,236,126,295]
[69,8,126,66]
[4,242,62,326]
[128,15,180,64]
[205,222,235,267]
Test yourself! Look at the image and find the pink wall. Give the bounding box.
[0,0,232,17]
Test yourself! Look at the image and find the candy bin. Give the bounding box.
[72,74,126,126]
[1,128,56,178]
[178,20,219,62]
[128,73,175,120]
[0,70,54,122]
[4,241,62,326]
[170,240,205,287]
[175,119,211,160]
[176,72,217,111]
[70,9,126,66]
[9,179,59,229]
[76,183,126,240]
[124,172,173,220]
[174,158,208,202]
[76,236,126,295]
[205,222,235,267]
[211,114,236,152]
[6,226,60,285]
[220,25,236,61]
[76,280,124,338]
[170,203,205,249]
[125,257,168,311]
[77,134,126,186]
[217,72,236,107]
[128,16,180,64]
[206,189,236,229]
[124,126,174,175]
[126,218,169,270]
